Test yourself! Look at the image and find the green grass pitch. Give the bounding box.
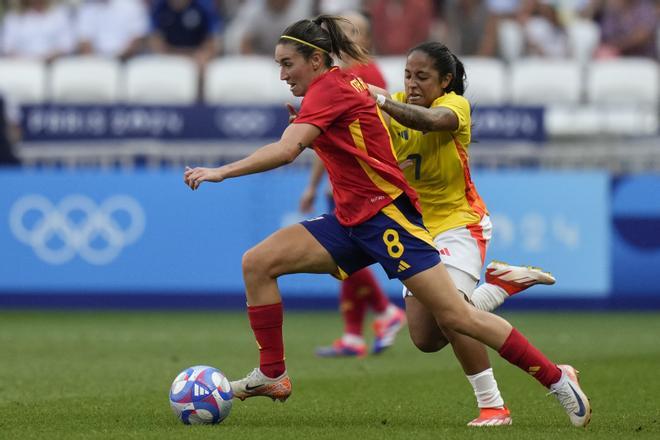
[1,310,659,439]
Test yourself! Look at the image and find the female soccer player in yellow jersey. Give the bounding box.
[370,42,558,426]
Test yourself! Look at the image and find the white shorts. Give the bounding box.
[403,215,492,299]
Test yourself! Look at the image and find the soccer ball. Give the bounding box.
[169,365,233,425]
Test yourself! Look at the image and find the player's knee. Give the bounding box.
[437,309,474,336]
[242,246,269,278]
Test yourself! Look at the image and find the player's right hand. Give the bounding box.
[398,159,414,171]
[299,187,316,213]
[183,166,225,190]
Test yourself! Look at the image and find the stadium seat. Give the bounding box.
[586,58,659,106]
[510,59,582,105]
[462,57,507,105]
[204,56,293,104]
[50,56,121,103]
[375,56,406,93]
[498,19,524,62]
[566,19,600,64]
[545,106,601,137]
[0,58,47,103]
[123,55,198,104]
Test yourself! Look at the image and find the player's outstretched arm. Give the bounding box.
[376,96,458,133]
[184,123,321,190]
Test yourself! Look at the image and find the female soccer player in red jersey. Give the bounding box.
[183,16,591,428]
[299,10,406,358]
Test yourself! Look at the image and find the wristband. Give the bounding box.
[375,94,387,107]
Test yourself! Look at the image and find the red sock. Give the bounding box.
[498,328,562,388]
[359,268,390,314]
[340,272,369,336]
[247,303,285,378]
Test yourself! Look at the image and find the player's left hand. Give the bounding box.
[183,166,225,190]
[286,103,298,124]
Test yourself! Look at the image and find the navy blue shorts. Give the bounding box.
[301,196,440,280]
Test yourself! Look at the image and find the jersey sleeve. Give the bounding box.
[432,93,470,133]
[294,83,347,132]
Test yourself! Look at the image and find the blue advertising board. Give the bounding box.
[0,168,334,295]
[472,106,545,142]
[611,175,660,297]
[20,104,289,141]
[474,171,610,297]
[0,169,610,307]
[19,104,546,143]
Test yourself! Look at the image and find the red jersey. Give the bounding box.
[294,67,420,226]
[344,60,387,89]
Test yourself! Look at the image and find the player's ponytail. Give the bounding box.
[279,15,369,67]
[449,53,466,96]
[409,42,466,96]
[313,15,369,64]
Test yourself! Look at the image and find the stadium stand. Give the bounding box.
[0,0,656,173]
[0,58,47,104]
[462,56,507,105]
[586,58,659,106]
[510,59,582,105]
[374,56,406,93]
[50,56,121,103]
[204,56,293,104]
[123,55,198,104]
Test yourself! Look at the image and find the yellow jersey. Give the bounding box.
[389,91,488,237]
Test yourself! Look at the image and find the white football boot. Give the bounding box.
[230,368,291,402]
[548,365,592,427]
[485,261,556,296]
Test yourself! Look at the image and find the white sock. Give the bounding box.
[471,283,509,312]
[466,368,505,408]
[341,333,365,346]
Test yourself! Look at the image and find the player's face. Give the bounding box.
[275,43,319,97]
[404,51,452,108]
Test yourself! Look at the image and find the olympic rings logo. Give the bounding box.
[9,194,146,265]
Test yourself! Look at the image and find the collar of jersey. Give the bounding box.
[307,66,340,91]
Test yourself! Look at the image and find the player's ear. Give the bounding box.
[311,51,323,70]
[441,73,453,90]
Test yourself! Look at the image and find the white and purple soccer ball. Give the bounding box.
[169,365,233,425]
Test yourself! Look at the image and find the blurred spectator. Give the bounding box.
[318,0,361,14]
[484,0,522,58]
[595,0,657,58]
[486,0,520,17]
[75,0,149,60]
[1,0,75,61]
[225,0,312,55]
[0,93,20,166]
[216,0,246,19]
[520,0,568,57]
[442,0,495,56]
[369,0,434,55]
[148,0,222,68]
[338,10,387,88]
